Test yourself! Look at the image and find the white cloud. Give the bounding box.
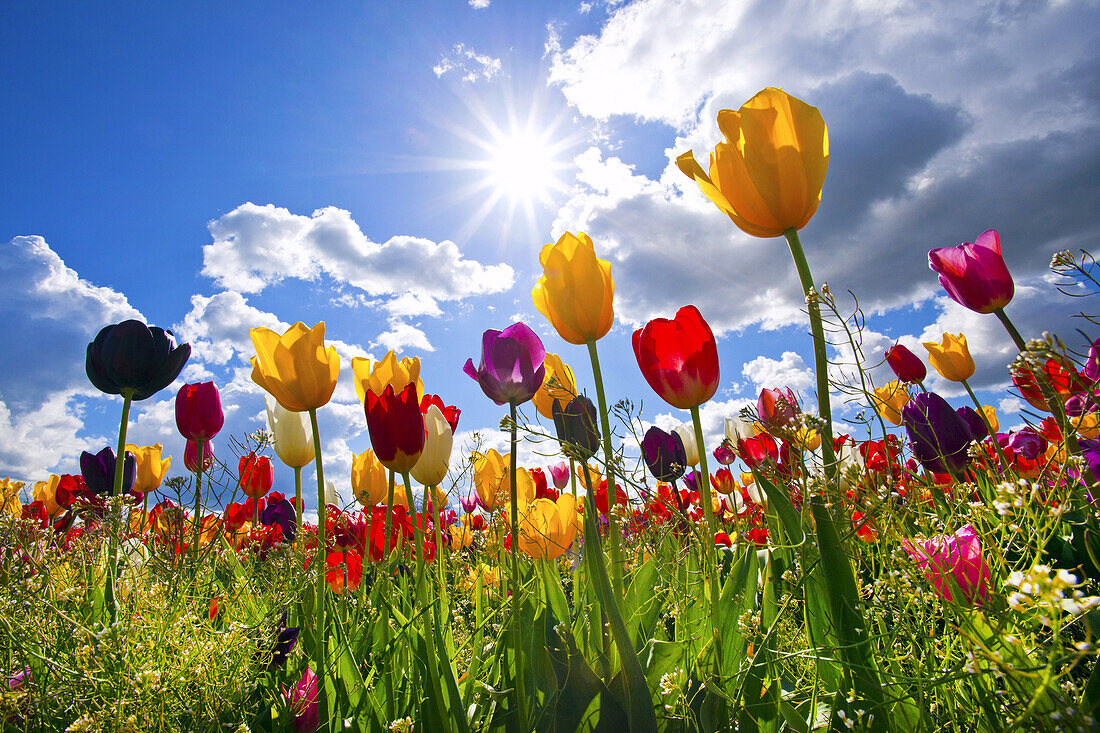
[741,351,814,393]
[433,44,504,83]
[469,0,491,8]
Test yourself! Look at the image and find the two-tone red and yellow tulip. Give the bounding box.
[633,305,720,409]
[676,87,829,238]
[365,383,425,474]
[928,230,1014,314]
[352,350,424,406]
[531,231,615,345]
[250,322,340,412]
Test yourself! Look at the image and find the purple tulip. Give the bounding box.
[683,469,701,493]
[284,666,319,733]
[902,392,974,474]
[261,497,296,543]
[460,493,478,514]
[757,387,799,430]
[712,441,737,465]
[1080,439,1100,483]
[463,322,546,406]
[80,446,135,496]
[548,461,570,490]
[927,229,1014,314]
[440,509,458,527]
[86,319,191,401]
[1086,337,1100,383]
[998,428,1047,461]
[269,613,300,671]
[955,406,988,443]
[641,426,688,483]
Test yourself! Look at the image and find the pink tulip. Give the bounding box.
[927,229,1014,314]
[903,524,990,605]
[284,666,319,733]
[548,461,570,490]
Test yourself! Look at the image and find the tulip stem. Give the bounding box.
[190,438,206,564]
[689,406,721,573]
[585,339,624,592]
[105,389,134,625]
[961,380,1013,475]
[784,228,837,480]
[384,470,395,560]
[308,408,329,732]
[294,466,303,537]
[995,307,1097,491]
[507,401,529,731]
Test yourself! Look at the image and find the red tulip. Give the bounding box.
[885,343,926,383]
[632,305,720,409]
[757,387,799,430]
[184,439,215,473]
[738,433,779,469]
[366,384,425,473]
[175,382,224,442]
[238,452,274,499]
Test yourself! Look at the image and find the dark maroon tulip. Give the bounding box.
[641,426,688,484]
[885,343,927,383]
[902,392,973,474]
[175,382,224,442]
[86,320,190,400]
[80,447,135,496]
[552,395,600,462]
[464,322,546,406]
[927,230,1014,314]
[955,406,987,442]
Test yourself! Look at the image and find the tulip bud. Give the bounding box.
[552,396,600,462]
[184,439,215,473]
[175,382,224,442]
[885,344,926,384]
[640,426,688,484]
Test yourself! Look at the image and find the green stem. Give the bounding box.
[784,228,837,479]
[585,339,624,592]
[689,405,721,588]
[508,401,529,730]
[308,408,329,732]
[294,466,303,538]
[994,308,1027,351]
[190,438,206,562]
[105,390,134,624]
[961,379,1012,475]
[384,470,395,559]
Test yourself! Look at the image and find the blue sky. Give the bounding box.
[3,0,1099,514]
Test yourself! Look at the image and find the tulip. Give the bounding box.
[184,439,215,473]
[903,524,990,605]
[420,394,460,435]
[1087,337,1100,383]
[725,414,757,444]
[531,231,615,345]
[265,397,315,469]
[324,480,340,506]
[250,322,340,412]
[901,392,974,475]
[885,343,926,384]
[472,449,507,511]
[175,382,224,442]
[80,447,135,496]
[464,322,546,406]
[460,493,478,513]
[284,666,319,733]
[927,230,1014,314]
[351,449,389,506]
[955,407,988,443]
[411,404,454,487]
[30,475,60,518]
[981,405,999,434]
[640,426,688,484]
[738,433,779,470]
[86,320,191,401]
[871,380,910,426]
[633,305,720,410]
[518,494,580,560]
[260,495,296,542]
[676,87,828,239]
[922,333,975,383]
[365,384,425,474]
[552,395,600,462]
[757,387,799,430]
[239,452,274,499]
[352,350,424,405]
[532,352,578,419]
[124,443,171,495]
[712,442,737,465]
[1,477,24,517]
[711,468,739,495]
[672,423,700,466]
[548,462,570,491]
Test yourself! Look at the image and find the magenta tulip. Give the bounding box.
[927,229,1014,314]
[175,382,224,442]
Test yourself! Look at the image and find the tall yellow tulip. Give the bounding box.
[531,353,577,419]
[33,475,63,517]
[532,231,615,345]
[871,380,910,426]
[518,494,580,560]
[250,322,340,411]
[351,351,424,405]
[351,449,389,506]
[125,443,171,494]
[981,405,999,434]
[473,449,507,511]
[1,477,24,517]
[677,87,829,239]
[922,333,975,382]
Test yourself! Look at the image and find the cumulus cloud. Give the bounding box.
[469,0,491,9]
[741,351,814,393]
[433,44,504,83]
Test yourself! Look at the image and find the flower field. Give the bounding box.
[5,87,1100,732]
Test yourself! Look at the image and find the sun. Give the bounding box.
[483,125,565,205]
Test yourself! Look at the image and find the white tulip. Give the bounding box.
[673,423,700,466]
[411,404,454,488]
[265,396,315,468]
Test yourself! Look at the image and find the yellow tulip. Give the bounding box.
[518,494,580,560]
[473,449,507,511]
[922,333,975,382]
[1,477,24,517]
[450,524,473,551]
[33,474,63,517]
[124,443,171,494]
[532,352,578,420]
[351,351,424,405]
[390,484,411,510]
[575,462,602,491]
[351,449,389,506]
[792,427,821,452]
[981,405,999,434]
[677,87,829,238]
[531,231,615,345]
[250,322,340,412]
[871,380,910,426]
